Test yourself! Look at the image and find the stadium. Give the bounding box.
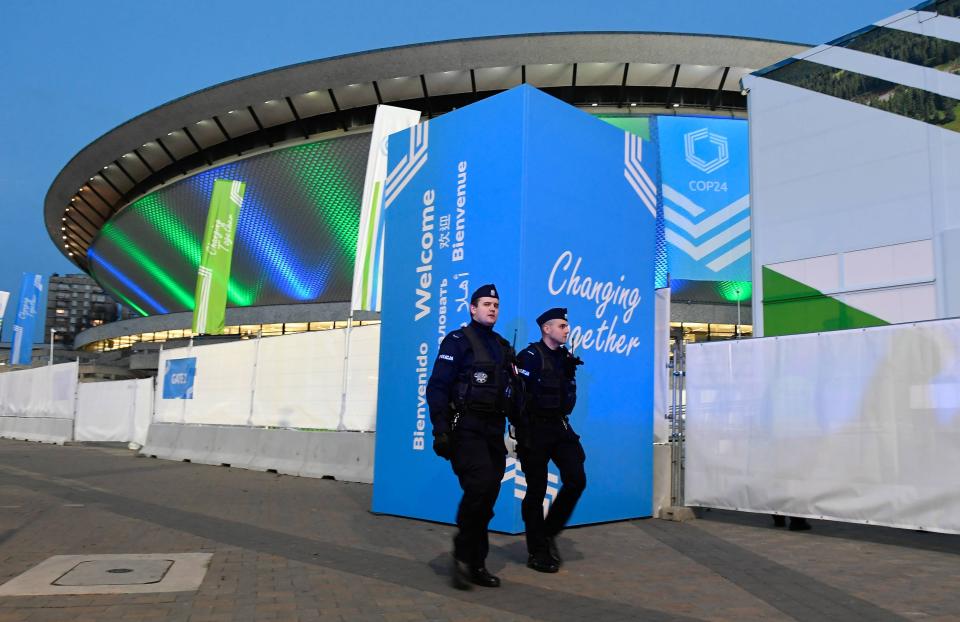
[14,2,960,537]
[43,32,806,354]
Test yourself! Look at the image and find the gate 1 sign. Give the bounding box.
[162,357,196,400]
[372,85,659,533]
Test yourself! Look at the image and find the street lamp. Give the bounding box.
[49,328,55,365]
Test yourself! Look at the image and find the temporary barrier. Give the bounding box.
[75,378,153,445]
[140,424,374,483]
[0,362,79,444]
[0,362,78,419]
[154,325,379,431]
[685,317,960,534]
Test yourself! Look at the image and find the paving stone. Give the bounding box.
[0,439,956,620]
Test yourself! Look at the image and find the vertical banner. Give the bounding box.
[372,85,658,532]
[352,105,422,311]
[656,117,750,281]
[11,274,43,366]
[193,179,245,334]
[0,290,9,336]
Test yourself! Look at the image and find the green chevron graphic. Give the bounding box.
[762,266,889,336]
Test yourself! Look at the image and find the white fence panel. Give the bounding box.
[154,326,380,431]
[131,378,154,445]
[251,330,345,429]
[75,378,153,444]
[155,340,257,426]
[686,318,960,534]
[342,325,380,431]
[0,362,78,419]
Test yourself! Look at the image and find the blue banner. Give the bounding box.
[162,357,197,399]
[11,273,43,365]
[372,85,658,532]
[656,116,750,282]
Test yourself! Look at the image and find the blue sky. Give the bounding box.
[0,0,917,341]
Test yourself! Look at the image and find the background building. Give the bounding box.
[744,0,960,336]
[43,33,808,357]
[45,274,133,347]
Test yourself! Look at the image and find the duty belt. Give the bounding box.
[530,413,569,428]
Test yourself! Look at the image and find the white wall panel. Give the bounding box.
[839,284,937,324]
[941,228,960,317]
[745,76,935,267]
[843,239,934,289]
[767,254,840,293]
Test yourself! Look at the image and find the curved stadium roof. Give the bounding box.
[45,32,807,273]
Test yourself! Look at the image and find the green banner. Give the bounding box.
[192,179,244,334]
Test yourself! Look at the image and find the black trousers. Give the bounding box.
[450,419,507,566]
[518,417,587,556]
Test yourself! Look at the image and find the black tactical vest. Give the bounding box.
[530,342,576,416]
[453,324,514,416]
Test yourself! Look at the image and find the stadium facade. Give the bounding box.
[43,33,807,353]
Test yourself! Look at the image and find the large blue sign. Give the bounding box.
[11,273,43,365]
[372,85,658,532]
[162,357,197,399]
[656,116,750,282]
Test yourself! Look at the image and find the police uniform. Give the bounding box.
[426,284,519,589]
[516,307,586,573]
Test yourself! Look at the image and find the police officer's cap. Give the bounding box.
[537,307,568,326]
[470,284,500,305]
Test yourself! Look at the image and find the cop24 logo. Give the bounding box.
[684,128,729,174]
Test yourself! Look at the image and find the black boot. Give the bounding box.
[789,517,812,531]
[527,552,559,573]
[546,536,563,566]
[469,566,501,587]
[450,556,472,590]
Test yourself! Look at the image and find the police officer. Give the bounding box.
[427,284,520,589]
[515,307,586,573]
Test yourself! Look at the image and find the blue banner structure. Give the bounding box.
[162,357,197,399]
[656,116,750,282]
[11,273,43,365]
[372,85,658,533]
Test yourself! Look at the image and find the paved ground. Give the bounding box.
[0,439,957,621]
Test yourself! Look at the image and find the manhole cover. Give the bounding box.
[0,553,212,596]
[55,559,173,586]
